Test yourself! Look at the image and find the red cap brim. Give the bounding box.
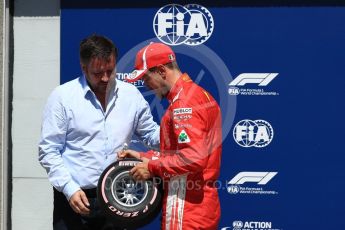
[126,69,147,83]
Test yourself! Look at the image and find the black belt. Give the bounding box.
[53,187,97,198]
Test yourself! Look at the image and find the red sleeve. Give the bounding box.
[148,99,210,180]
[139,150,161,160]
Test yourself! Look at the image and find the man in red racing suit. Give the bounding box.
[122,42,222,230]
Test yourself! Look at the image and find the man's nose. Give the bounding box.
[101,74,110,82]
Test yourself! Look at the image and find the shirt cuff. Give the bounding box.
[62,180,80,201]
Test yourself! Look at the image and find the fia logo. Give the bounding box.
[153,4,214,46]
[233,221,244,229]
[228,87,240,96]
[233,119,274,148]
[227,185,240,194]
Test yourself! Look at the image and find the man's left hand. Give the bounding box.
[130,161,152,181]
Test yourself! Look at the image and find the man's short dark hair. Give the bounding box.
[79,34,118,65]
[149,61,180,72]
[164,61,180,71]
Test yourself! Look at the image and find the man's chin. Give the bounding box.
[98,85,108,93]
[153,90,163,100]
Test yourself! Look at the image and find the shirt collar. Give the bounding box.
[80,74,118,97]
[106,76,118,104]
[80,75,92,96]
[167,73,192,103]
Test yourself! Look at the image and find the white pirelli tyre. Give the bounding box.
[97,158,163,228]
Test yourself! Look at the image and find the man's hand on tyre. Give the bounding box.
[130,161,152,181]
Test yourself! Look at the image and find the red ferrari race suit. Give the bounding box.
[141,73,222,230]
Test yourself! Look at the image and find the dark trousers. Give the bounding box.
[53,188,124,230]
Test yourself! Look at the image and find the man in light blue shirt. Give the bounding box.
[38,34,159,230]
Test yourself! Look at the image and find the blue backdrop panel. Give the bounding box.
[61,2,345,230]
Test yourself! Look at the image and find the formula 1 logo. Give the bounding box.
[227,172,278,195]
[233,119,274,148]
[229,172,277,185]
[153,4,214,46]
[228,73,279,96]
[229,73,278,86]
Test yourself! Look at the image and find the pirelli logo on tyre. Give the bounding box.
[118,161,139,167]
[173,108,192,115]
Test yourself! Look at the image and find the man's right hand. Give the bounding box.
[69,190,90,215]
[118,149,140,159]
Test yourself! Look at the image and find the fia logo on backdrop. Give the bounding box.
[233,119,274,148]
[153,4,214,46]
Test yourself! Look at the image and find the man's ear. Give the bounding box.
[157,64,167,79]
[80,62,87,75]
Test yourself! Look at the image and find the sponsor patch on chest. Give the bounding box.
[173,108,192,115]
[178,130,191,143]
[173,115,192,121]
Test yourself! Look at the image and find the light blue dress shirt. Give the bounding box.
[38,76,159,200]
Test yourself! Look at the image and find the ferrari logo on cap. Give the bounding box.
[168,54,174,61]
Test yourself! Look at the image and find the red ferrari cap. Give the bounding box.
[127,42,176,82]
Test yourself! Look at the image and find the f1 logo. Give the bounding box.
[229,73,278,86]
[229,172,277,185]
